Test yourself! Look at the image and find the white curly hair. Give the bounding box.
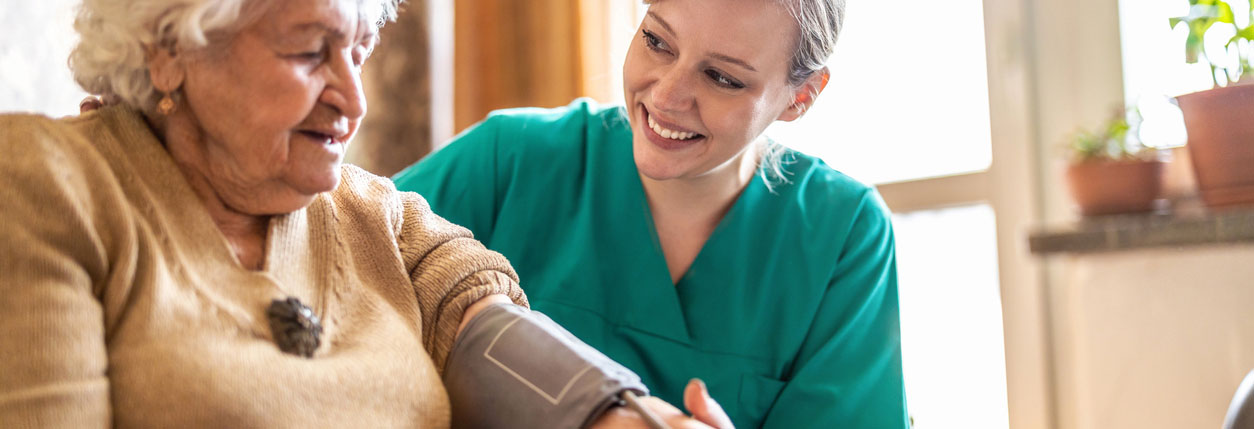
[70,0,401,112]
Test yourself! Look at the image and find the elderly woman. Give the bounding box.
[0,0,710,427]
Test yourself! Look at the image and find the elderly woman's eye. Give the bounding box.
[291,48,325,63]
[352,46,371,67]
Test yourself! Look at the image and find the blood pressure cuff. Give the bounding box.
[443,303,648,428]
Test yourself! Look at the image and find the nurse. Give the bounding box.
[394,0,907,427]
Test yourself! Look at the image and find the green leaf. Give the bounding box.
[1217,2,1235,23]
[1187,4,1221,21]
[1186,32,1203,63]
[1230,26,1254,46]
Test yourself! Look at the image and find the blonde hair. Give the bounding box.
[70,0,400,112]
[759,0,844,190]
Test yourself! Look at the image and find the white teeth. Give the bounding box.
[647,111,698,140]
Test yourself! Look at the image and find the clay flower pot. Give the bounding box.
[1176,84,1254,209]
[1065,159,1166,216]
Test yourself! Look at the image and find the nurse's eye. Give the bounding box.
[706,69,745,89]
[642,30,672,55]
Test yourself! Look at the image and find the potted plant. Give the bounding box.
[1064,110,1167,216]
[1170,0,1254,208]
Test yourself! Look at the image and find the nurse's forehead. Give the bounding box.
[646,1,797,72]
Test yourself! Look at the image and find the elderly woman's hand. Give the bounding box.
[80,96,103,113]
[78,95,120,113]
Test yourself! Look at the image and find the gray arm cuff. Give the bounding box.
[443,303,648,428]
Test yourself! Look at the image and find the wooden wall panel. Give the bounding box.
[350,1,433,177]
[453,0,584,132]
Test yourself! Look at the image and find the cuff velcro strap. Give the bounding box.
[443,303,648,428]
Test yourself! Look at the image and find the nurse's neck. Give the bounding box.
[640,146,757,215]
[640,143,759,284]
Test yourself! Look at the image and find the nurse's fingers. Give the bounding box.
[591,395,714,429]
[684,378,735,429]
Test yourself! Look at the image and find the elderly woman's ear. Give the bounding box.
[145,44,186,97]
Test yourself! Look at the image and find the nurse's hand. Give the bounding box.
[684,379,735,429]
[590,395,714,429]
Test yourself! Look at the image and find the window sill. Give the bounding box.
[1029,198,1254,254]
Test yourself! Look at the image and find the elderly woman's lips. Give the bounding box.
[298,130,335,143]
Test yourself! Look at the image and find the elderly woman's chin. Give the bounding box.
[273,162,344,210]
[271,134,350,207]
[232,159,345,216]
[290,162,343,194]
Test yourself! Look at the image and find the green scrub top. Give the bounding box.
[393,99,907,428]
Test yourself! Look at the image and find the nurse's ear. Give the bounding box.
[776,67,830,122]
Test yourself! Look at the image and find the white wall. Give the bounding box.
[1,1,89,116]
[1052,245,1254,428]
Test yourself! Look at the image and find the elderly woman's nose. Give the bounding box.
[320,51,366,119]
[650,68,695,113]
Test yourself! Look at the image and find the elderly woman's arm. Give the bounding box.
[394,191,714,428]
[395,190,529,370]
[0,116,113,427]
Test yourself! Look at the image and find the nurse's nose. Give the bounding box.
[650,67,696,114]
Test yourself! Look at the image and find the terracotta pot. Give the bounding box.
[1160,145,1197,201]
[1176,84,1254,209]
[1065,159,1166,216]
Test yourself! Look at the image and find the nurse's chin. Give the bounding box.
[633,151,699,182]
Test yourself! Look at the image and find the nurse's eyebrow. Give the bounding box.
[646,11,757,73]
[710,52,757,73]
[647,11,676,36]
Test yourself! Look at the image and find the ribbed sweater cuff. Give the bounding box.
[427,270,528,373]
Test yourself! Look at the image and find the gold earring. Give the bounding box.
[158,92,175,115]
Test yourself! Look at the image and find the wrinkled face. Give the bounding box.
[178,0,378,214]
[623,0,802,181]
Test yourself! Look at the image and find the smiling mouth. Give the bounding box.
[644,108,704,141]
[299,130,340,144]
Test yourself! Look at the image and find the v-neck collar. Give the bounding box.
[609,117,765,345]
[93,106,336,329]
[637,173,764,289]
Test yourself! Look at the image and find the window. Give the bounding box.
[894,204,1009,429]
[765,0,993,185]
[0,0,87,116]
[1118,0,1253,148]
[761,0,1012,427]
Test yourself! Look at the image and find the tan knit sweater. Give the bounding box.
[0,106,528,428]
